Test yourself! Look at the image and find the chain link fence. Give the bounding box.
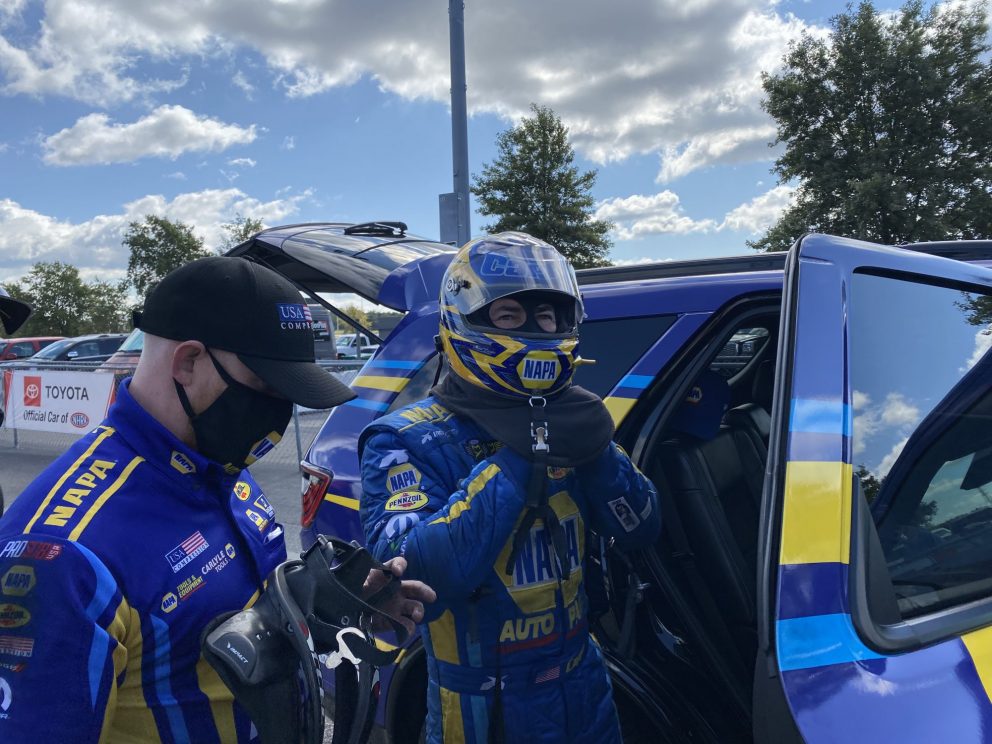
[0,359,364,467]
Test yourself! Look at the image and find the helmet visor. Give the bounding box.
[444,240,582,319]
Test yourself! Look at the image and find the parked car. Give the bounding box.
[95,327,143,377]
[233,226,992,743]
[335,332,378,359]
[0,336,63,361]
[19,333,127,364]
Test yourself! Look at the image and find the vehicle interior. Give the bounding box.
[591,298,784,743]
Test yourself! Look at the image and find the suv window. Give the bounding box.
[384,314,676,415]
[9,341,37,358]
[852,271,992,619]
[710,324,770,378]
[573,315,676,396]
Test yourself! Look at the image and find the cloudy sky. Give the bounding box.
[0,0,979,288]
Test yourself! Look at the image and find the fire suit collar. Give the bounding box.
[431,374,614,467]
[107,378,237,493]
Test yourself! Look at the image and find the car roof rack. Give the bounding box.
[576,253,786,286]
[343,222,408,237]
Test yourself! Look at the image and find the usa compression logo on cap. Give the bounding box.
[277,303,313,331]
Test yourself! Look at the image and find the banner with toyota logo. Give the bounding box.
[1,370,114,434]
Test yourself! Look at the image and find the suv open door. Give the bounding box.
[757,234,992,742]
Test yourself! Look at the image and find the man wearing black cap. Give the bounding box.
[0,257,433,742]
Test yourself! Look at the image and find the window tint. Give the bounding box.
[10,341,36,358]
[710,324,770,379]
[71,341,100,358]
[573,315,675,397]
[852,272,992,618]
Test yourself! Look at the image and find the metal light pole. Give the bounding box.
[440,0,471,247]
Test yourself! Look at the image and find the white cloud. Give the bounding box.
[877,436,911,479]
[0,188,312,283]
[281,135,295,151]
[596,183,796,241]
[880,393,921,428]
[227,157,256,167]
[613,256,675,266]
[720,184,796,234]
[853,391,921,467]
[41,105,257,165]
[595,191,717,240]
[963,327,992,372]
[0,0,824,179]
[165,171,186,180]
[232,69,254,97]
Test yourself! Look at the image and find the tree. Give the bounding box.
[218,214,264,254]
[336,304,371,333]
[751,1,992,252]
[472,104,613,268]
[123,215,209,299]
[1,262,128,337]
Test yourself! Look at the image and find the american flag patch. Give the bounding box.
[534,666,560,684]
[165,531,209,573]
[0,635,34,657]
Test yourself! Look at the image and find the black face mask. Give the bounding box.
[174,350,294,473]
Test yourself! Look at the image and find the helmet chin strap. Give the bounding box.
[504,395,572,582]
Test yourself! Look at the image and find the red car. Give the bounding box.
[0,336,63,361]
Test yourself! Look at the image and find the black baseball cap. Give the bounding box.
[136,256,356,409]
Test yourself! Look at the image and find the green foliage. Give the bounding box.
[123,215,209,299]
[752,0,992,252]
[2,263,130,337]
[472,104,613,268]
[218,214,265,254]
[335,304,371,332]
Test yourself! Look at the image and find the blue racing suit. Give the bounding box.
[359,396,660,744]
[0,380,287,743]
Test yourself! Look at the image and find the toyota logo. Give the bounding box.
[24,384,38,399]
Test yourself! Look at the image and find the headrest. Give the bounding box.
[752,360,774,412]
[669,370,731,441]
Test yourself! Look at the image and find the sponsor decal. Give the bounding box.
[386,463,421,495]
[608,497,640,533]
[398,403,451,428]
[517,352,561,391]
[0,636,34,658]
[547,466,572,480]
[253,494,274,518]
[233,481,252,501]
[177,574,205,601]
[0,676,10,717]
[463,439,502,461]
[161,593,178,614]
[276,303,313,331]
[509,515,581,589]
[23,376,41,407]
[685,385,703,404]
[245,509,269,532]
[0,661,25,674]
[420,430,449,445]
[0,540,61,561]
[1,567,35,598]
[201,545,237,576]
[165,531,209,574]
[170,451,196,475]
[378,449,409,468]
[384,492,429,513]
[479,253,529,278]
[0,605,30,629]
[41,458,117,528]
[69,412,90,429]
[383,513,421,541]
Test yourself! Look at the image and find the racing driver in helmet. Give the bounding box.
[359,232,660,743]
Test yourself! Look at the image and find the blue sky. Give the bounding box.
[0,0,982,290]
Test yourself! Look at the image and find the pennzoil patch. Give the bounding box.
[384,491,429,512]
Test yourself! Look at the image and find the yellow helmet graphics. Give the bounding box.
[438,233,584,399]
